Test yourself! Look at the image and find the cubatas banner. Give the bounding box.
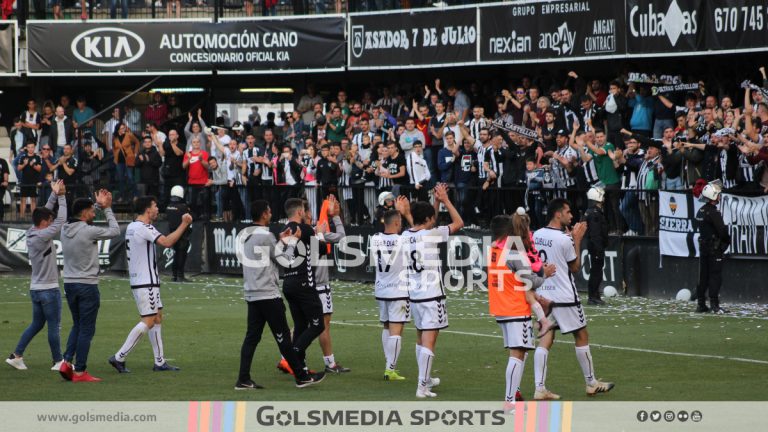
[26,18,346,75]
[348,8,477,69]
[625,0,703,54]
[480,0,626,62]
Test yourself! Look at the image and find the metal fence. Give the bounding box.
[14,0,491,22]
[1,178,658,236]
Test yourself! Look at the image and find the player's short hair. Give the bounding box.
[252,199,270,221]
[410,201,435,226]
[593,128,605,135]
[490,215,512,241]
[32,207,55,227]
[382,209,401,227]
[72,198,94,218]
[284,198,304,218]
[134,196,157,215]
[547,198,571,222]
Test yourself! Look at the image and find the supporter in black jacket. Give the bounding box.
[584,186,608,306]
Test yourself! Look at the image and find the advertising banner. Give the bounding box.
[26,18,346,75]
[348,7,478,69]
[480,0,626,63]
[0,20,17,76]
[625,0,703,54]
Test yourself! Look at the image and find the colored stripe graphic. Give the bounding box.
[514,402,525,431]
[526,401,537,432]
[223,402,235,432]
[538,401,549,431]
[212,402,223,432]
[199,401,210,432]
[235,401,247,432]
[561,401,573,432]
[188,401,199,432]
[549,401,562,432]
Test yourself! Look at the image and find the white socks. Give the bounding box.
[148,324,165,366]
[323,354,336,367]
[575,345,597,385]
[381,329,390,357]
[385,336,402,371]
[116,322,149,362]
[534,347,549,390]
[417,346,434,387]
[505,357,525,402]
[531,302,546,322]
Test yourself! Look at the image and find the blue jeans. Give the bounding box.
[110,0,128,18]
[63,283,101,372]
[620,191,644,234]
[14,288,62,362]
[116,163,136,201]
[239,186,251,220]
[653,119,674,139]
[665,177,683,191]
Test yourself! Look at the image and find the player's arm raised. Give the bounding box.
[156,213,193,248]
[434,183,463,234]
[395,195,413,228]
[568,222,587,273]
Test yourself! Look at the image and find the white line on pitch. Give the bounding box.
[331,321,768,365]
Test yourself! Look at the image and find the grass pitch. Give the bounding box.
[1,274,766,401]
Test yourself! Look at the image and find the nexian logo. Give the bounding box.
[71,27,145,67]
[629,0,698,46]
[539,22,575,56]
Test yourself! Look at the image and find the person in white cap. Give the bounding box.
[373,191,396,232]
[584,186,608,306]
[166,185,192,282]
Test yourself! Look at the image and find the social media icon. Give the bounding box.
[650,411,662,422]
[637,411,648,422]
[664,411,675,422]
[691,410,703,422]
[678,411,689,422]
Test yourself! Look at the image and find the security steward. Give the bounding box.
[584,186,608,305]
[167,185,193,282]
[695,181,730,314]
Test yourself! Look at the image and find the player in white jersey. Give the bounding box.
[371,198,411,381]
[532,198,614,399]
[397,184,463,398]
[109,196,192,374]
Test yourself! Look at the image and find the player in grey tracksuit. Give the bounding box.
[59,190,121,381]
[313,206,349,374]
[6,181,66,371]
[236,199,325,389]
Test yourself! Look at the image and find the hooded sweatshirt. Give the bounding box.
[314,216,345,288]
[241,225,296,302]
[62,206,120,285]
[28,193,66,290]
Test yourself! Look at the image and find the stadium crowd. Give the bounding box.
[3,67,768,234]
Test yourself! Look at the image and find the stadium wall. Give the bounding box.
[2,222,765,303]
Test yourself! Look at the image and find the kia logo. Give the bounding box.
[71,27,145,67]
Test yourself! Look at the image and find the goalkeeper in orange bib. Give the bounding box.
[488,214,556,408]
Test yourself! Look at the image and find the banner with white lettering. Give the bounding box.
[704,0,768,51]
[658,191,703,257]
[479,0,626,63]
[348,8,477,69]
[626,0,703,54]
[26,18,346,75]
[719,193,768,256]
